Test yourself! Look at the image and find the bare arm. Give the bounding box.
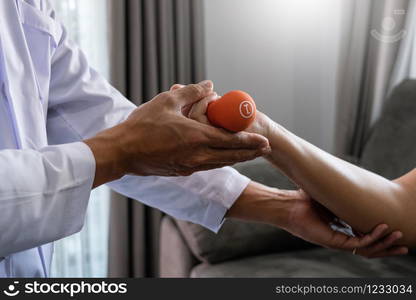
[181,87,408,257]
[250,112,416,247]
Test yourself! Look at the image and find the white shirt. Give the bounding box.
[0,0,249,277]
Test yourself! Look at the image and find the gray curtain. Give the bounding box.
[335,0,410,157]
[390,0,416,90]
[107,0,206,277]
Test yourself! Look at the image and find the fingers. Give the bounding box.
[360,231,402,255]
[343,224,390,249]
[203,148,266,165]
[326,224,387,250]
[188,93,219,124]
[177,149,265,175]
[326,223,409,259]
[356,231,408,258]
[171,80,214,107]
[181,104,193,117]
[203,127,270,151]
[175,149,266,176]
[169,82,218,118]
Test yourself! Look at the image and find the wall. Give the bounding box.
[203,0,349,152]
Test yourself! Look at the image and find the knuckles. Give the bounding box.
[186,84,205,98]
[157,91,177,107]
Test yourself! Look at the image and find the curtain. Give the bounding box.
[335,0,411,157]
[49,0,112,277]
[107,0,206,277]
[390,0,416,90]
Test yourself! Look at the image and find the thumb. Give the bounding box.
[171,80,214,107]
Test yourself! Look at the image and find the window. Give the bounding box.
[49,0,111,277]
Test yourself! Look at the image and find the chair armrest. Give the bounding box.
[159,216,199,277]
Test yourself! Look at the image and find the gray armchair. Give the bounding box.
[159,80,416,277]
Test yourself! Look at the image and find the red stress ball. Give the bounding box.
[207,90,256,132]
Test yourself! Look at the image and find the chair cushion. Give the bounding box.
[191,248,416,277]
[176,158,311,264]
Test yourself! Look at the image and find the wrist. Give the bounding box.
[84,125,128,187]
[250,113,295,164]
[247,111,273,138]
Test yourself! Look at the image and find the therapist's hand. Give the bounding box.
[85,80,270,187]
[227,182,408,259]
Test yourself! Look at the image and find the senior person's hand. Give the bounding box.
[182,87,408,259]
[84,80,270,187]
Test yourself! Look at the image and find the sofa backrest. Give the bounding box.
[360,80,416,178]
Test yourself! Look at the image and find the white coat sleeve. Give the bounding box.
[43,1,250,233]
[0,142,95,257]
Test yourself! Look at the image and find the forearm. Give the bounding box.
[260,115,416,245]
[226,181,294,228]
